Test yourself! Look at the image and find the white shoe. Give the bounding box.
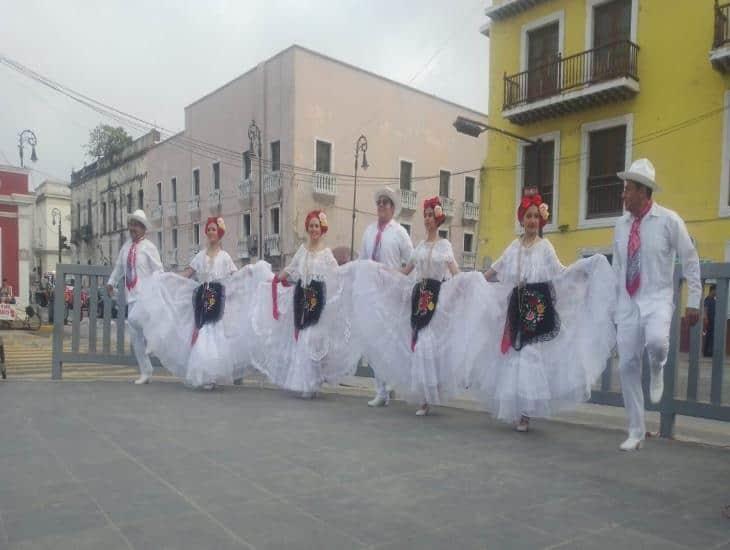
[415,404,430,416]
[134,375,150,385]
[368,396,388,407]
[619,437,643,451]
[649,365,664,404]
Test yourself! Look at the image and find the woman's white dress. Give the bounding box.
[352,239,484,405]
[466,238,616,423]
[250,245,362,393]
[129,250,272,387]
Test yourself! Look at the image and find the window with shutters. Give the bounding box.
[439,170,451,198]
[171,178,177,203]
[270,141,280,172]
[400,161,413,191]
[126,192,132,214]
[101,202,107,234]
[586,125,626,219]
[193,224,200,246]
[213,162,220,190]
[243,151,251,179]
[464,176,476,203]
[527,22,559,100]
[463,232,474,252]
[523,140,555,214]
[192,169,200,197]
[270,207,280,235]
[138,189,144,210]
[315,140,332,173]
[156,182,162,205]
[241,213,251,237]
[592,0,632,81]
[172,228,178,249]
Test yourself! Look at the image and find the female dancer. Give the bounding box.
[352,197,483,415]
[129,217,271,388]
[470,190,615,431]
[250,210,362,398]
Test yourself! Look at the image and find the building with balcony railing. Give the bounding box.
[312,172,337,198]
[478,0,730,274]
[462,202,480,223]
[208,189,222,212]
[400,189,417,212]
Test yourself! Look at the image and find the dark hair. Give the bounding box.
[709,284,717,292]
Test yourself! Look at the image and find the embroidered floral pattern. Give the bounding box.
[416,288,435,315]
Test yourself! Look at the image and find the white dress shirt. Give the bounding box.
[107,237,164,304]
[612,202,701,319]
[359,219,413,269]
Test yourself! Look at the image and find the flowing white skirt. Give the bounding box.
[128,261,273,386]
[249,262,363,393]
[465,254,616,423]
[351,261,490,405]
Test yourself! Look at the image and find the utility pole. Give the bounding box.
[350,135,369,261]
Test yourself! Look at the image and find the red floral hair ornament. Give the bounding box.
[305,209,329,234]
[517,191,549,228]
[423,196,446,227]
[205,217,226,238]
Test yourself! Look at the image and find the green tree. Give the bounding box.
[85,125,133,160]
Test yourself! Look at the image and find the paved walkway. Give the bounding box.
[0,381,728,550]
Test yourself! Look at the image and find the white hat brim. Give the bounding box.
[617,171,661,192]
[128,214,150,229]
[374,188,401,217]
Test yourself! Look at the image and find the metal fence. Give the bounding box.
[589,263,730,437]
[52,263,729,437]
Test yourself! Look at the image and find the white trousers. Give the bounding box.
[127,302,154,377]
[616,301,673,439]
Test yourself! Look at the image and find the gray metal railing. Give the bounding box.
[51,264,160,379]
[589,263,730,437]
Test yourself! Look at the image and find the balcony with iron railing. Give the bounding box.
[264,234,281,257]
[400,189,417,212]
[462,202,480,223]
[439,196,455,218]
[188,195,201,216]
[462,251,477,271]
[238,178,252,205]
[208,188,222,212]
[503,40,640,125]
[711,1,730,71]
[312,172,337,198]
[150,204,163,222]
[164,202,177,221]
[263,172,281,196]
[236,236,251,259]
[166,248,179,266]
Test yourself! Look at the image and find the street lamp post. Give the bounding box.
[350,135,369,261]
[51,208,62,265]
[248,121,263,258]
[18,129,39,168]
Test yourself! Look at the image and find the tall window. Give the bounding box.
[171,178,177,203]
[270,207,280,235]
[587,125,626,219]
[86,199,92,230]
[439,170,451,197]
[315,140,332,173]
[213,162,220,190]
[192,168,200,197]
[76,204,81,228]
[156,182,162,205]
[172,228,178,249]
[527,22,559,100]
[112,200,118,230]
[101,202,107,233]
[593,0,632,80]
[463,233,474,252]
[157,232,162,250]
[464,176,476,203]
[243,151,252,179]
[270,141,280,172]
[400,161,413,191]
[523,140,555,213]
[126,192,132,213]
[138,189,144,210]
[241,212,251,236]
[193,223,200,246]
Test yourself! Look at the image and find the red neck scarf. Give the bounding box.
[626,201,653,297]
[125,237,144,291]
[371,220,390,261]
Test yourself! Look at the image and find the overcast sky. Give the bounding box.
[0,0,489,188]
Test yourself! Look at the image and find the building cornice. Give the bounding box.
[485,0,553,21]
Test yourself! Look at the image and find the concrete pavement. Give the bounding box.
[0,381,727,550]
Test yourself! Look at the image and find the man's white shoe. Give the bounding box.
[649,365,664,404]
[134,375,150,385]
[619,437,643,451]
[368,396,388,407]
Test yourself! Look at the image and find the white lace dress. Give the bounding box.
[466,238,616,423]
[250,245,362,393]
[352,239,485,405]
[129,250,272,386]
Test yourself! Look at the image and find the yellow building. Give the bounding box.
[478,0,730,267]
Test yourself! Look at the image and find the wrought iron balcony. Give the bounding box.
[208,189,222,212]
[188,196,201,215]
[263,172,281,195]
[462,202,480,222]
[264,234,281,257]
[164,202,177,221]
[166,248,179,266]
[711,1,730,71]
[150,204,163,222]
[439,196,455,218]
[312,172,337,197]
[462,251,477,270]
[400,189,417,212]
[238,178,252,204]
[236,236,250,259]
[503,40,640,125]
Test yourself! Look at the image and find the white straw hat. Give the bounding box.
[618,158,661,192]
[374,186,401,217]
